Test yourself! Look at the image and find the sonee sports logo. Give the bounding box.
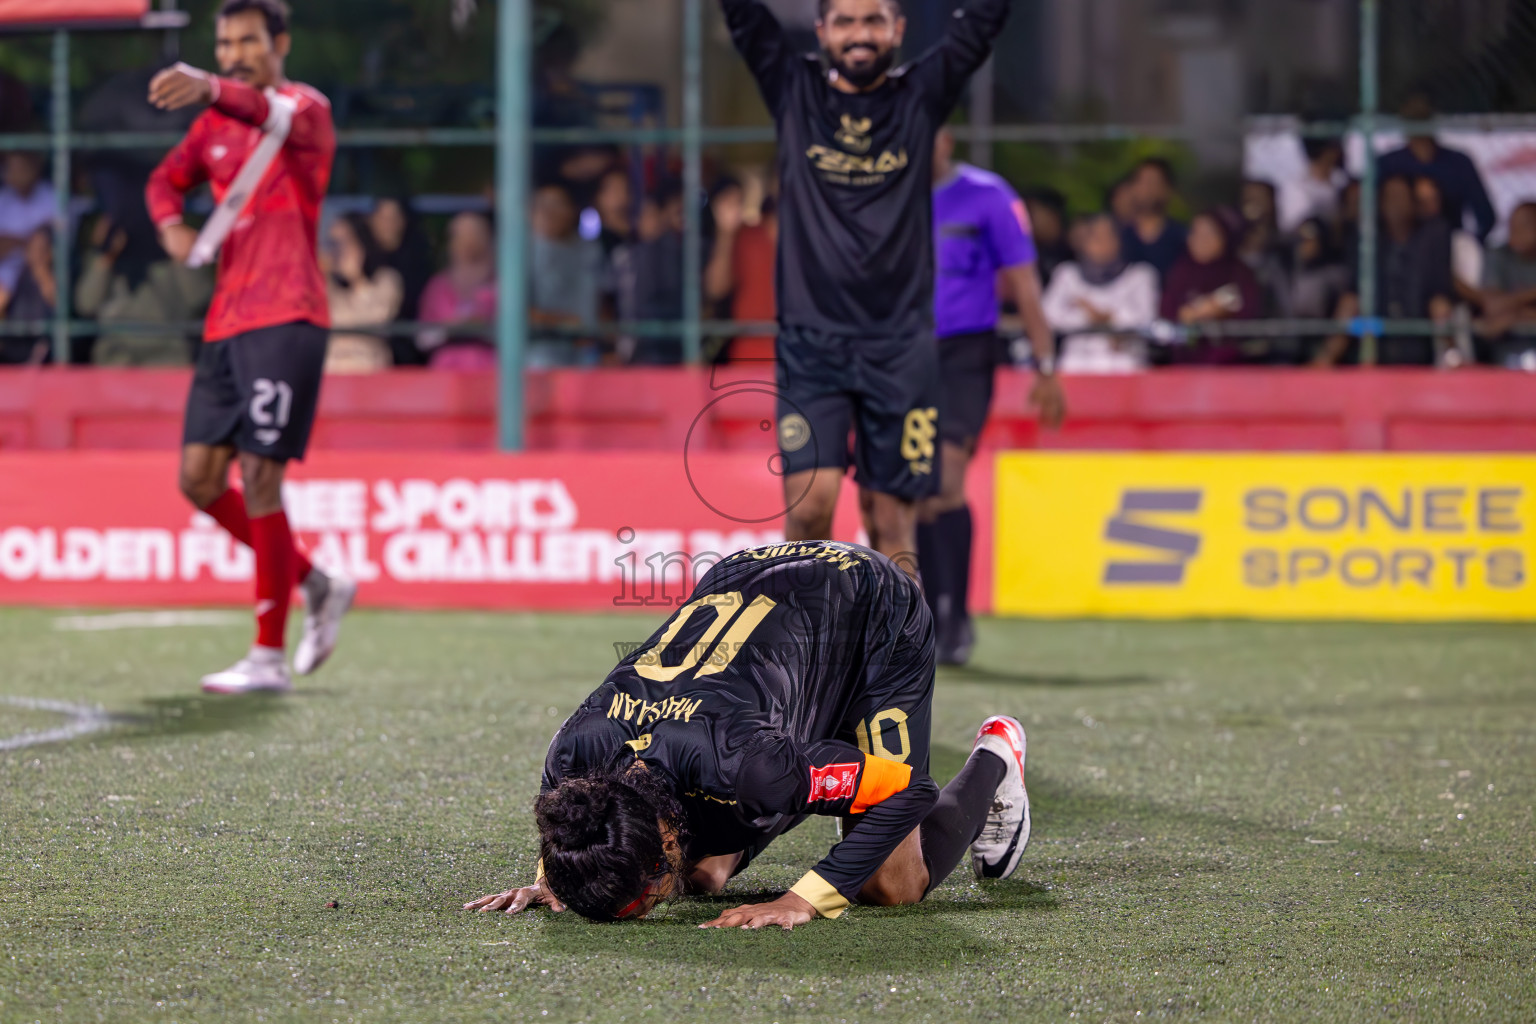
[808,762,860,803]
[1102,489,1203,585]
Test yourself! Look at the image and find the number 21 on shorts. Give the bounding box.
[250,378,293,429]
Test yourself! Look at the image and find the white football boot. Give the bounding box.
[200,647,292,694]
[970,714,1031,880]
[293,570,357,676]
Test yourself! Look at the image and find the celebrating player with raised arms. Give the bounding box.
[720,0,1012,565]
[146,0,354,694]
[465,542,1031,928]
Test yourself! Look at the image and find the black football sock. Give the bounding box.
[915,517,949,630]
[918,748,1007,894]
[940,506,974,624]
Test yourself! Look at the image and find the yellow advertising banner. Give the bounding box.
[994,454,1536,620]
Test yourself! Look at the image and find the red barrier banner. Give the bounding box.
[0,452,994,613]
[0,0,146,24]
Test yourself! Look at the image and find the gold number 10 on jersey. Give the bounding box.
[633,591,778,683]
[854,708,912,764]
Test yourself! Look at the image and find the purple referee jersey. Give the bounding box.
[932,163,1036,339]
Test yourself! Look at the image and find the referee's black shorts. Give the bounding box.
[182,320,328,463]
[936,330,1007,447]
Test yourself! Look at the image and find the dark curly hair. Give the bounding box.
[534,762,687,922]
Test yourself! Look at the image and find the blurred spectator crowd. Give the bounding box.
[4,116,1536,373]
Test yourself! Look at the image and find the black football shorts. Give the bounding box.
[775,325,942,502]
[182,320,328,463]
[936,331,1006,446]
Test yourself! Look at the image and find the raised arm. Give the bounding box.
[910,0,1012,118]
[719,0,795,116]
[149,64,332,154]
[208,77,333,156]
[711,732,940,925]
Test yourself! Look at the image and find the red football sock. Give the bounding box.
[249,510,296,650]
[203,488,314,582]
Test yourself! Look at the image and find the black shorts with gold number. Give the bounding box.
[775,325,941,501]
[182,320,328,463]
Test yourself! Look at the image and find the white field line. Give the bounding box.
[0,696,114,751]
[53,611,245,632]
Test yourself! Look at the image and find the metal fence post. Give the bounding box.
[50,29,70,366]
[495,0,530,450]
[1357,0,1379,365]
[969,56,994,169]
[681,0,704,364]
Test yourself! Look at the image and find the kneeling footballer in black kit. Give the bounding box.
[464,541,1031,928]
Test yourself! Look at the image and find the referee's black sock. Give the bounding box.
[942,505,974,624]
[915,517,949,628]
[919,748,1006,894]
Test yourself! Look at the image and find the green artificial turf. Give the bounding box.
[1,609,1533,1023]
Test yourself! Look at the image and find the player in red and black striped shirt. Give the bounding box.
[464,542,1033,928]
[146,0,354,694]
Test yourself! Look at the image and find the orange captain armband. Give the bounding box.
[851,754,912,813]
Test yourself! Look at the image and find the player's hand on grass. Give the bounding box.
[149,63,216,111]
[1029,372,1066,430]
[463,878,565,915]
[698,891,815,931]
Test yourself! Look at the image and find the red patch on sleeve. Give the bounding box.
[808,762,861,804]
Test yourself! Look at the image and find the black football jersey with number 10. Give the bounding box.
[541,541,939,917]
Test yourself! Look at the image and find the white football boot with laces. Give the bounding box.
[200,647,292,694]
[970,715,1031,880]
[293,570,357,676]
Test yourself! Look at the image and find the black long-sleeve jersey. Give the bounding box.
[721,0,1011,338]
[541,541,937,917]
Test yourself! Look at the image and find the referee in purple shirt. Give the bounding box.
[919,126,1064,665]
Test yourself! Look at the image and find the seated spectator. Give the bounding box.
[77,215,211,366]
[1266,217,1350,365]
[593,168,633,259]
[0,153,55,301]
[1042,212,1158,374]
[0,227,54,364]
[1315,174,1454,367]
[1120,157,1188,281]
[528,181,605,367]
[417,212,498,370]
[1161,210,1262,363]
[704,187,777,363]
[1413,175,1482,305]
[1106,176,1137,227]
[1021,187,1071,287]
[323,214,402,374]
[1277,137,1344,235]
[1475,201,1536,368]
[1284,218,1352,320]
[1378,93,1495,241]
[702,178,743,353]
[1237,181,1288,321]
[610,180,685,365]
[702,177,743,326]
[368,196,431,326]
